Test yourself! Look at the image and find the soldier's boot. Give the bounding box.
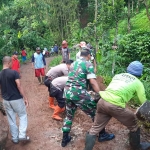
[98,128,115,142]
[129,128,150,150]
[84,132,96,150]
[61,132,72,147]
[48,97,56,109]
[37,77,41,84]
[52,105,65,121]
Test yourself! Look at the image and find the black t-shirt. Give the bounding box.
[0,68,23,101]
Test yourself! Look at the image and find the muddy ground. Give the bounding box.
[4,57,150,150]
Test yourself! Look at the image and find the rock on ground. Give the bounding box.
[0,110,9,150]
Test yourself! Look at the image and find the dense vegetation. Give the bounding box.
[0,0,150,102]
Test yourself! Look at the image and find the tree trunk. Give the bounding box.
[136,0,140,13]
[94,0,98,58]
[143,0,150,21]
[60,7,63,40]
[112,20,118,76]
[128,0,131,33]
[132,0,134,14]
[112,0,114,6]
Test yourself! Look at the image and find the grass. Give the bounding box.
[49,50,78,67]
[110,9,150,39]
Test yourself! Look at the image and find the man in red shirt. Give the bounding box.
[12,52,20,74]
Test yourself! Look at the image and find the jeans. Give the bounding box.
[3,98,28,140]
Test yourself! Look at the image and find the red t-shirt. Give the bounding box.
[11,57,20,73]
[21,50,27,56]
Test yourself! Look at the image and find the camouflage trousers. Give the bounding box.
[62,98,97,132]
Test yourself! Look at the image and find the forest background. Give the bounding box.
[0,0,150,104]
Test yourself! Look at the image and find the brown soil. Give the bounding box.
[4,57,150,150]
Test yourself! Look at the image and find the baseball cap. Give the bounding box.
[13,51,18,55]
[36,47,41,51]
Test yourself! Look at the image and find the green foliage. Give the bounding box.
[0,0,79,60]
[117,9,150,34]
[49,55,62,67]
[131,10,150,31]
[119,31,150,64]
[96,30,150,104]
[49,51,77,67]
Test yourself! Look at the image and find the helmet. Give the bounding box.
[127,61,143,77]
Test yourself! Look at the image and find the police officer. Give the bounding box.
[44,60,73,109]
[50,76,68,121]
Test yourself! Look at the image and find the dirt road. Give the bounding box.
[5,57,134,150]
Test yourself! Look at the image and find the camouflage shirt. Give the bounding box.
[64,57,96,100]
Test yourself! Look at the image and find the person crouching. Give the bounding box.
[45,76,68,121]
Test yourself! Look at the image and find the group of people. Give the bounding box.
[11,48,27,75]
[0,40,150,150]
[44,41,150,150]
[45,40,71,58]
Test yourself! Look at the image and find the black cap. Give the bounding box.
[80,48,91,56]
[13,51,18,55]
[66,59,74,64]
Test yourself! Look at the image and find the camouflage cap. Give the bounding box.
[36,47,41,51]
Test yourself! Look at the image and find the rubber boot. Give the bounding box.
[129,128,150,150]
[61,132,71,147]
[37,77,41,84]
[84,132,96,150]
[52,105,65,121]
[48,97,56,109]
[98,128,115,142]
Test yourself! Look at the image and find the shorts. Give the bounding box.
[22,56,26,62]
[35,68,45,77]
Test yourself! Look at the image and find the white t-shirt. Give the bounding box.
[76,51,81,60]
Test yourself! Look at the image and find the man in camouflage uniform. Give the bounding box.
[76,41,97,91]
[61,49,114,147]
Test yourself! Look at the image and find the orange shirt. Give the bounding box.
[11,56,20,73]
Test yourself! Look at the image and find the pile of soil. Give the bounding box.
[96,76,106,91]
